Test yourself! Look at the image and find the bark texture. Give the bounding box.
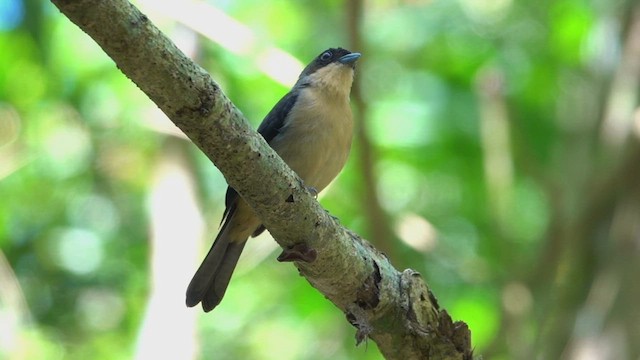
[50,1,473,358]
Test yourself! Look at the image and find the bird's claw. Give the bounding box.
[277,243,317,263]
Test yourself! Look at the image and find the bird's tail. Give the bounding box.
[186,214,247,312]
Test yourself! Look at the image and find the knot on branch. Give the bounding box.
[401,269,439,331]
[400,270,473,359]
[175,76,218,119]
[355,260,381,310]
[437,310,473,360]
[346,259,383,345]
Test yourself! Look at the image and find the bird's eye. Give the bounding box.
[320,51,332,61]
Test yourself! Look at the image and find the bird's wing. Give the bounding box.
[221,91,299,226]
[256,91,299,144]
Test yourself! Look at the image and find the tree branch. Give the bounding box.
[50,0,472,358]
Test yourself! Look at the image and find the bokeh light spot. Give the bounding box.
[40,122,92,179]
[52,228,104,275]
[396,212,438,252]
[76,288,125,331]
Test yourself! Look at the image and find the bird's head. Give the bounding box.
[297,48,361,97]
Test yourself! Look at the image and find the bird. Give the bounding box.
[186,48,361,312]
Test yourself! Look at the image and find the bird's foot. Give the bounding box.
[277,243,317,263]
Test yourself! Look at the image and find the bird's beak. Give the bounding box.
[338,52,361,65]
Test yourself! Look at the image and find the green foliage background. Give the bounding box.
[1,0,639,359]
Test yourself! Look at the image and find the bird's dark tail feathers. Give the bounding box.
[186,216,247,312]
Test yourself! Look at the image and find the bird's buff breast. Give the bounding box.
[269,86,353,192]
